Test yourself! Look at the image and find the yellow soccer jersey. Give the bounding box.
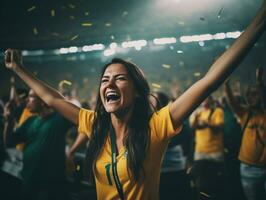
[238,111,266,167]
[78,105,182,200]
[190,107,224,154]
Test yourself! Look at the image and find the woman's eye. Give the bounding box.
[117,77,126,81]
[101,79,108,83]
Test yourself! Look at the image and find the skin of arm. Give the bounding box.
[256,67,264,86]
[9,76,18,104]
[4,50,80,125]
[224,80,245,118]
[3,101,19,147]
[169,1,266,129]
[256,67,266,105]
[66,133,88,160]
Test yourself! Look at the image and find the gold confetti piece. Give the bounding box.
[162,64,171,69]
[122,11,128,17]
[70,15,75,20]
[27,6,36,12]
[33,28,38,35]
[70,35,78,40]
[59,80,72,87]
[68,4,75,9]
[186,166,192,174]
[105,23,112,27]
[194,72,201,77]
[85,11,89,16]
[224,148,229,154]
[51,9,55,17]
[200,192,210,198]
[52,32,60,36]
[76,165,80,171]
[82,22,92,27]
[152,83,161,89]
[190,180,195,188]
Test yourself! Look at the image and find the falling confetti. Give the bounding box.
[200,192,210,198]
[224,148,229,154]
[27,6,36,12]
[70,35,79,40]
[122,11,128,17]
[105,23,112,27]
[177,50,183,54]
[82,22,93,27]
[70,15,75,20]
[76,165,80,171]
[111,35,115,40]
[59,80,72,87]
[162,64,171,69]
[190,180,195,188]
[51,9,55,17]
[68,4,76,9]
[33,28,38,35]
[186,166,192,174]
[152,83,161,89]
[194,72,201,77]
[51,32,60,36]
[85,11,90,16]
[218,8,224,19]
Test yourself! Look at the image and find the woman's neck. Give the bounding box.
[111,114,129,140]
[110,106,134,140]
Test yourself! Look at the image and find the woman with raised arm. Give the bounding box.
[3,1,266,199]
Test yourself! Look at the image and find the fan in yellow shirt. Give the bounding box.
[225,80,266,200]
[4,3,266,198]
[189,96,225,200]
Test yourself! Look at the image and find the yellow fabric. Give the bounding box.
[190,107,224,154]
[16,107,34,151]
[18,107,34,125]
[238,111,266,167]
[78,105,182,200]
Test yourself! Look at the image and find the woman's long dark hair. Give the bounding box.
[86,58,152,182]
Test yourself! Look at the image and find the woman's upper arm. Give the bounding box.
[169,77,211,129]
[52,98,81,125]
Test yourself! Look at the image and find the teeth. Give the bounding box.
[106,91,120,102]
[106,91,118,96]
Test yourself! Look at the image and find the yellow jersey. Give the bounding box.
[78,105,182,200]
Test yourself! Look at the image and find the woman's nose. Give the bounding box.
[106,78,116,87]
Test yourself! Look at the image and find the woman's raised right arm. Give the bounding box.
[4,49,80,124]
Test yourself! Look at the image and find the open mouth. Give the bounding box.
[106,91,121,103]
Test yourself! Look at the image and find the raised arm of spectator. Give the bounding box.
[9,76,18,104]
[4,49,80,124]
[224,80,245,118]
[66,133,88,161]
[256,67,266,105]
[169,0,266,129]
[3,101,19,147]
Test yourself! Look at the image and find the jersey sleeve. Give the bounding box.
[78,108,95,139]
[149,105,183,141]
